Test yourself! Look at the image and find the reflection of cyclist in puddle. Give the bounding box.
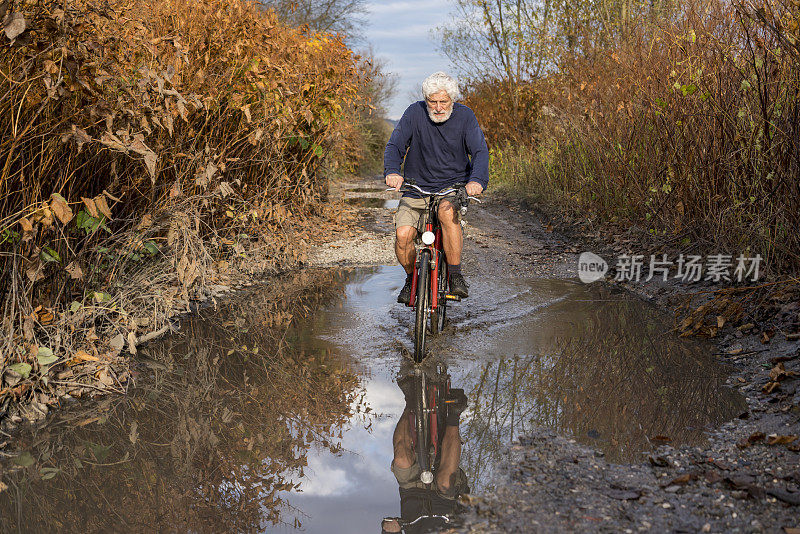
[381,376,469,534]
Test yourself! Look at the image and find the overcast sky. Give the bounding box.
[364,0,455,119]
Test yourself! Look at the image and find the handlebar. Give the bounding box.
[386,182,482,204]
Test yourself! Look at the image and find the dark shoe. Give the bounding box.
[397,276,413,304]
[449,273,469,298]
[445,388,468,426]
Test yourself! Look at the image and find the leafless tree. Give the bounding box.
[261,0,369,41]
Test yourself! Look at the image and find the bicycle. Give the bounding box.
[391,182,481,362]
[382,364,465,533]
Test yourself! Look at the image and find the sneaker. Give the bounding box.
[449,273,469,298]
[397,276,413,304]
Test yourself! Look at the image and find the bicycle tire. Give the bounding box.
[430,259,447,334]
[414,250,431,362]
[415,372,430,477]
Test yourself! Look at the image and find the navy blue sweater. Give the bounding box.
[384,101,489,197]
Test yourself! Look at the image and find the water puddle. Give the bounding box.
[0,267,745,532]
[345,197,399,209]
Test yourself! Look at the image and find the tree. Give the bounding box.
[438,0,557,84]
[261,0,368,41]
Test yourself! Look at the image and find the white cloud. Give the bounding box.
[366,23,435,40]
[369,0,451,15]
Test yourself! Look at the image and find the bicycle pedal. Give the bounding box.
[444,294,461,302]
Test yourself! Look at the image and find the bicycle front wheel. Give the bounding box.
[414,250,431,362]
[430,259,447,335]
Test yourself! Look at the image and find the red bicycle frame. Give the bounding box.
[407,222,444,310]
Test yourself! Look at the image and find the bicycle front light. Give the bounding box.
[421,231,435,245]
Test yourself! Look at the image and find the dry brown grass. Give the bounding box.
[469,0,800,278]
[0,0,370,420]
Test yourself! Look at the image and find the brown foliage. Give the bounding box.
[469,0,800,276]
[0,0,369,416]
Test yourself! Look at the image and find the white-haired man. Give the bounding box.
[384,71,489,304]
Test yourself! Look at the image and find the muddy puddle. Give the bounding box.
[0,268,745,532]
[345,197,399,209]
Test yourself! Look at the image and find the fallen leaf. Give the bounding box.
[766,434,797,446]
[717,315,725,328]
[763,381,781,394]
[19,217,33,233]
[69,125,92,152]
[4,12,26,40]
[12,451,34,467]
[8,362,32,378]
[670,473,696,485]
[35,307,54,325]
[109,334,125,352]
[69,350,98,365]
[137,213,153,231]
[727,343,744,355]
[127,331,137,355]
[65,261,83,280]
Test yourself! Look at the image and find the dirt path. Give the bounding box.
[314,176,800,533]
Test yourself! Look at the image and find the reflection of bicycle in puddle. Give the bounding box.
[382,362,469,533]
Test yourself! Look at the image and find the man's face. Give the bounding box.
[425,90,454,123]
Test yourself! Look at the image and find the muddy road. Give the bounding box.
[0,177,797,533]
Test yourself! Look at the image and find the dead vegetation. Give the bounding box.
[455,0,800,278]
[0,270,365,531]
[0,0,371,424]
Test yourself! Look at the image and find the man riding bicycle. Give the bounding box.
[384,71,489,304]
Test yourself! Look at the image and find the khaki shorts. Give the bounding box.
[391,459,469,498]
[394,196,460,232]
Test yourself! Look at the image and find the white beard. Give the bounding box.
[428,107,453,123]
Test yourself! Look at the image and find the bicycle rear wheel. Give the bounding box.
[430,259,447,335]
[414,250,431,362]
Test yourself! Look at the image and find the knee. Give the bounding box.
[393,454,413,470]
[438,202,458,226]
[396,226,416,246]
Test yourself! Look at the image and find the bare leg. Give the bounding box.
[393,408,415,469]
[395,226,418,274]
[435,425,461,495]
[438,201,462,265]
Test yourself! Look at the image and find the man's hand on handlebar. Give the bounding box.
[465,181,483,197]
[386,173,404,191]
